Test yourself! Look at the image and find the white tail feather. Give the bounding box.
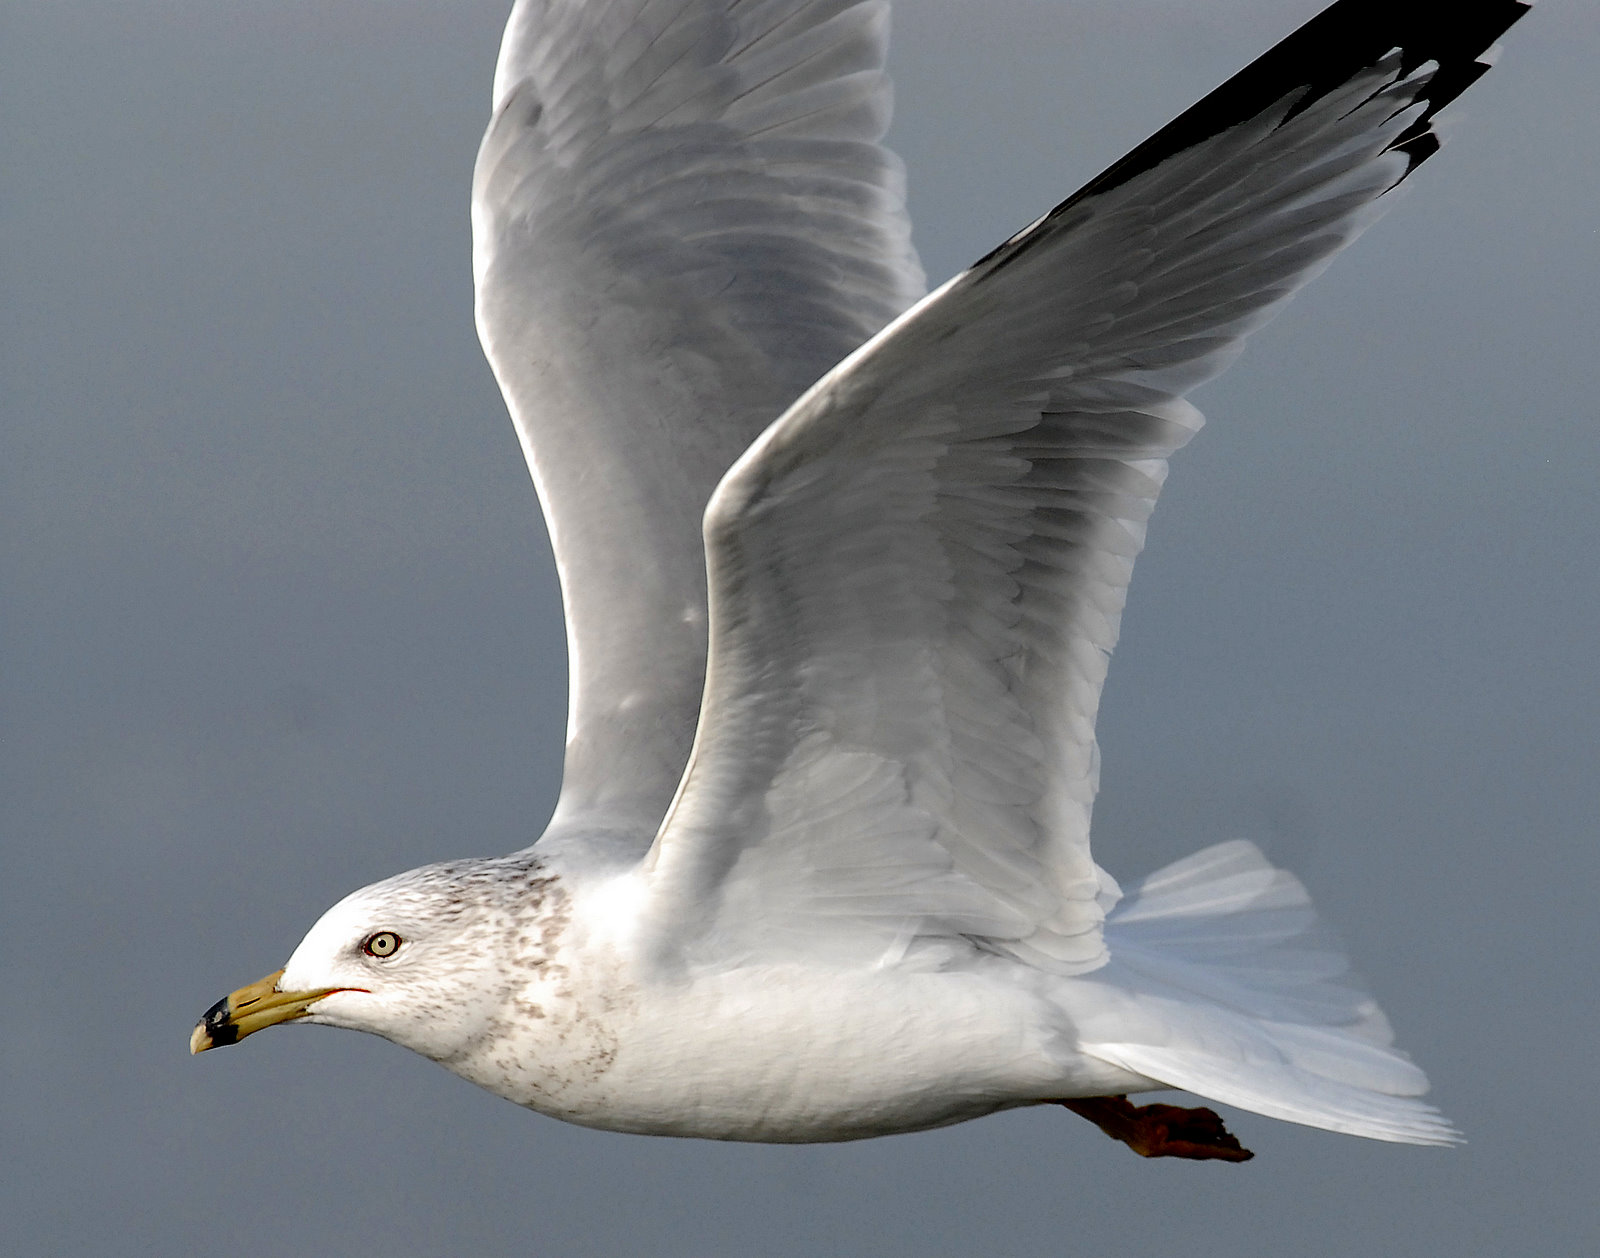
[1078,840,1457,1145]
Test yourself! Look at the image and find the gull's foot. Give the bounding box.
[1057,1095,1254,1162]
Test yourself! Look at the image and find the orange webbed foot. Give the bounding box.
[1058,1095,1254,1162]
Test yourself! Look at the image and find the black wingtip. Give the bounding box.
[1091,0,1533,196]
[974,0,1531,276]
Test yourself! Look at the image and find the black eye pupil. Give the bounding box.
[367,932,398,956]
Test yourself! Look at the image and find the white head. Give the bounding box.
[190,856,565,1067]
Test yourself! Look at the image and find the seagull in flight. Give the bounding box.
[192,0,1531,1160]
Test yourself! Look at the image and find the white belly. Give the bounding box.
[447,948,1146,1142]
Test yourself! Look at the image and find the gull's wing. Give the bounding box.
[643,0,1530,971]
[473,0,924,837]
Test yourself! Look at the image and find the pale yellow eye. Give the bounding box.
[362,931,401,958]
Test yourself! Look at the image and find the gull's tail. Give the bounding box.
[1075,840,1457,1145]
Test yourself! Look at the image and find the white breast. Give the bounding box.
[445,866,1148,1142]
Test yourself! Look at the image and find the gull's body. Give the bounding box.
[289,846,1151,1143]
[194,0,1533,1152]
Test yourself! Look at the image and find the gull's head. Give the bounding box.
[190,858,551,1064]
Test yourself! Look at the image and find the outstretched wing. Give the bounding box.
[473,0,924,837]
[643,0,1530,971]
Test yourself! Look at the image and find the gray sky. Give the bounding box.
[5,1,1598,1254]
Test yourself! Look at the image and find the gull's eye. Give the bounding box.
[361,931,402,958]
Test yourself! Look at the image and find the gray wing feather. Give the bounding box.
[473,0,923,837]
[645,52,1454,971]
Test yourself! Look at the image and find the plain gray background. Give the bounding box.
[5,1,1597,1254]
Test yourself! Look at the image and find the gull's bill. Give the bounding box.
[189,969,344,1054]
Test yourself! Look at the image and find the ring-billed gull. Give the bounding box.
[191,0,1531,1160]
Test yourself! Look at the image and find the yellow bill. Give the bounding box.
[189,969,340,1054]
